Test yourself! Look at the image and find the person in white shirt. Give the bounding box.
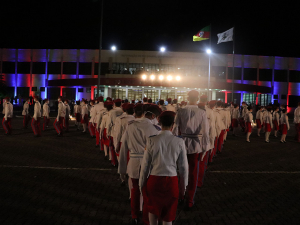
[159,99,167,112]
[280,109,290,143]
[214,101,227,154]
[81,100,89,133]
[208,100,219,163]
[74,101,81,130]
[22,98,30,129]
[118,104,162,225]
[245,106,253,142]
[94,97,105,148]
[31,96,42,137]
[272,107,280,137]
[42,99,50,131]
[88,100,96,138]
[2,97,13,135]
[63,100,71,132]
[100,101,114,159]
[239,102,248,132]
[139,111,188,225]
[294,102,300,142]
[54,96,66,137]
[223,103,231,142]
[231,104,240,136]
[165,98,176,112]
[173,90,209,210]
[256,106,264,136]
[142,97,148,104]
[263,106,273,143]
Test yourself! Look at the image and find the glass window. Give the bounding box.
[274,70,287,82]
[259,69,272,81]
[128,89,142,101]
[2,62,15,73]
[227,67,242,80]
[273,95,278,99]
[32,87,37,91]
[281,94,286,100]
[32,62,46,74]
[160,90,175,101]
[40,87,45,92]
[289,70,300,83]
[258,94,272,106]
[78,88,84,92]
[212,66,226,79]
[243,93,257,105]
[288,95,300,107]
[48,62,61,74]
[94,63,109,75]
[111,89,126,100]
[86,87,91,93]
[63,62,76,74]
[216,92,225,102]
[177,90,187,102]
[244,68,257,80]
[17,87,30,97]
[94,87,104,98]
[17,62,30,74]
[79,62,92,75]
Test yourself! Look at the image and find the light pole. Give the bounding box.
[97,0,104,98]
[206,49,212,99]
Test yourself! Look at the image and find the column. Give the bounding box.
[15,49,18,97]
[91,86,95,100]
[271,56,275,103]
[45,49,49,98]
[158,89,161,99]
[125,88,128,98]
[76,49,80,79]
[212,90,216,100]
[104,86,108,98]
[30,49,33,97]
[256,56,259,85]
[241,55,244,84]
[76,87,78,101]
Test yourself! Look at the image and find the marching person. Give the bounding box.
[294,102,300,142]
[100,101,114,159]
[143,97,148,104]
[165,98,176,112]
[159,100,166,111]
[239,102,248,132]
[42,99,50,131]
[214,101,227,154]
[31,96,42,137]
[264,106,273,143]
[81,100,89,133]
[74,101,81,130]
[173,90,209,210]
[231,104,239,136]
[2,97,13,135]
[64,100,70,132]
[94,97,105,148]
[245,106,253,142]
[223,103,231,142]
[88,100,96,138]
[54,96,66,137]
[272,107,280,137]
[147,98,152,104]
[139,111,188,225]
[118,105,162,225]
[256,106,263,136]
[280,109,290,143]
[22,98,30,129]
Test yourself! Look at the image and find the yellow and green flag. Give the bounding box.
[193,25,210,42]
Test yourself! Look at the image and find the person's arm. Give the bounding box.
[270,114,273,128]
[118,129,129,179]
[177,140,189,199]
[249,113,253,122]
[139,138,153,193]
[114,118,122,152]
[286,115,290,130]
[4,104,8,120]
[201,112,210,147]
[33,104,37,120]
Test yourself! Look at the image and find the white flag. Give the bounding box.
[217,27,234,44]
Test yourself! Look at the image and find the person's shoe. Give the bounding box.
[95,145,99,148]
[246,140,250,143]
[284,141,287,143]
[82,131,86,133]
[104,155,108,160]
[46,126,49,128]
[131,218,139,225]
[265,140,269,143]
[274,135,278,138]
[257,134,260,137]
[57,133,62,137]
[280,140,284,143]
[120,181,125,186]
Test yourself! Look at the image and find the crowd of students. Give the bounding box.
[1,92,300,224]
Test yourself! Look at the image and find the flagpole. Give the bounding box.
[231,27,235,102]
[207,23,212,99]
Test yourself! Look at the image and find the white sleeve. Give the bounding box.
[4,104,8,120]
[177,140,189,189]
[286,116,290,130]
[139,138,153,191]
[118,129,129,175]
[33,104,37,120]
[113,118,122,151]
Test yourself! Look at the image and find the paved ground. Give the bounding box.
[0,116,300,225]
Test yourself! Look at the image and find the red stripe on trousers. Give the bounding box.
[209,137,218,163]
[43,116,50,130]
[31,118,41,136]
[54,117,64,134]
[2,117,12,134]
[186,153,200,208]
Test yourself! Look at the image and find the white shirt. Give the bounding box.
[33,101,41,120]
[74,105,81,114]
[245,111,253,123]
[256,110,263,123]
[43,103,50,118]
[205,105,217,151]
[232,108,239,119]
[166,104,176,112]
[118,117,160,179]
[2,100,6,114]
[280,114,290,130]
[57,102,66,120]
[294,107,300,124]
[89,105,96,123]
[272,111,280,124]
[94,102,105,124]
[100,112,109,138]
[225,107,231,128]
[213,108,225,137]
[241,105,248,118]
[173,105,209,154]
[22,102,29,116]
[263,111,273,128]
[81,105,88,119]
[96,108,107,130]
[113,114,135,151]
[107,107,123,137]
[139,130,188,190]
[4,102,13,120]
[65,104,70,117]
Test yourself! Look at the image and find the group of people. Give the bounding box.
[2,92,300,225]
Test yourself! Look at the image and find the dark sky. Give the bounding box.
[1,0,299,57]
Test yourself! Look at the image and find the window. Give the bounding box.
[144,89,160,101]
[244,68,257,80]
[160,90,175,101]
[289,70,300,82]
[86,87,91,93]
[259,69,272,81]
[32,87,37,91]
[48,62,61,74]
[94,63,109,75]
[212,66,226,79]
[274,70,287,82]
[288,95,300,107]
[32,62,45,74]
[128,89,143,101]
[79,62,92,75]
[17,62,30,74]
[2,62,15,73]
[177,90,188,102]
[243,93,256,105]
[281,94,287,100]
[40,87,45,92]
[227,67,242,80]
[258,94,272,106]
[273,95,278,99]
[62,88,76,100]
[94,87,104,98]
[111,89,126,99]
[48,87,60,100]
[78,88,84,92]
[216,92,225,102]
[63,62,76,74]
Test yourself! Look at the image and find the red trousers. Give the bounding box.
[186,153,201,208]
[23,115,30,128]
[88,122,95,137]
[109,136,118,166]
[54,117,64,134]
[296,123,300,142]
[63,117,69,131]
[2,117,12,134]
[198,152,209,187]
[217,130,225,153]
[31,118,41,136]
[131,178,149,224]
[43,116,50,131]
[95,128,100,146]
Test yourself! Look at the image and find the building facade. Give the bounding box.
[0,49,299,112]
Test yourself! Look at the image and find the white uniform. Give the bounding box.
[166,104,176,112]
[100,112,109,138]
[4,102,13,120]
[214,108,227,131]
[159,105,167,112]
[2,100,6,114]
[273,111,280,125]
[74,105,81,114]
[205,105,217,151]
[96,108,107,130]
[139,130,189,190]
[113,114,135,151]
[43,103,50,118]
[118,117,160,179]
[22,102,29,116]
[173,105,209,154]
[263,111,273,128]
[81,105,88,119]
[89,105,96,123]
[107,107,123,137]
[256,110,263,124]
[225,107,231,129]
[245,111,253,123]
[232,108,239,119]
[57,102,66,120]
[241,105,248,119]
[294,106,300,124]
[94,102,105,125]
[33,102,42,120]
[280,114,290,130]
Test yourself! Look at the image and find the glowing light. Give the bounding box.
[159,75,164,80]
[175,76,181,81]
[150,75,155,80]
[206,49,212,54]
[111,46,116,51]
[167,75,173,81]
[142,74,147,80]
[160,47,166,52]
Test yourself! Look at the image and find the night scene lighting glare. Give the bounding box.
[142,74,147,80]
[111,46,116,51]
[160,47,166,52]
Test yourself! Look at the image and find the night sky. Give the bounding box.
[1,0,299,57]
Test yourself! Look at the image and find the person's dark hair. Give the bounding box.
[173,99,178,104]
[167,99,172,104]
[234,104,238,108]
[147,99,152,103]
[76,101,80,105]
[107,105,113,111]
[115,102,121,107]
[142,104,151,113]
[159,100,164,105]
[216,101,223,107]
[247,106,252,111]
[134,104,144,117]
[126,108,134,115]
[159,115,175,127]
[124,99,129,103]
[282,109,287,113]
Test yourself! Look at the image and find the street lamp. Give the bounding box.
[167,75,173,81]
[159,75,164,80]
[142,74,147,80]
[150,75,155,80]
[111,45,116,51]
[175,76,181,81]
[206,49,212,54]
[160,47,166,52]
